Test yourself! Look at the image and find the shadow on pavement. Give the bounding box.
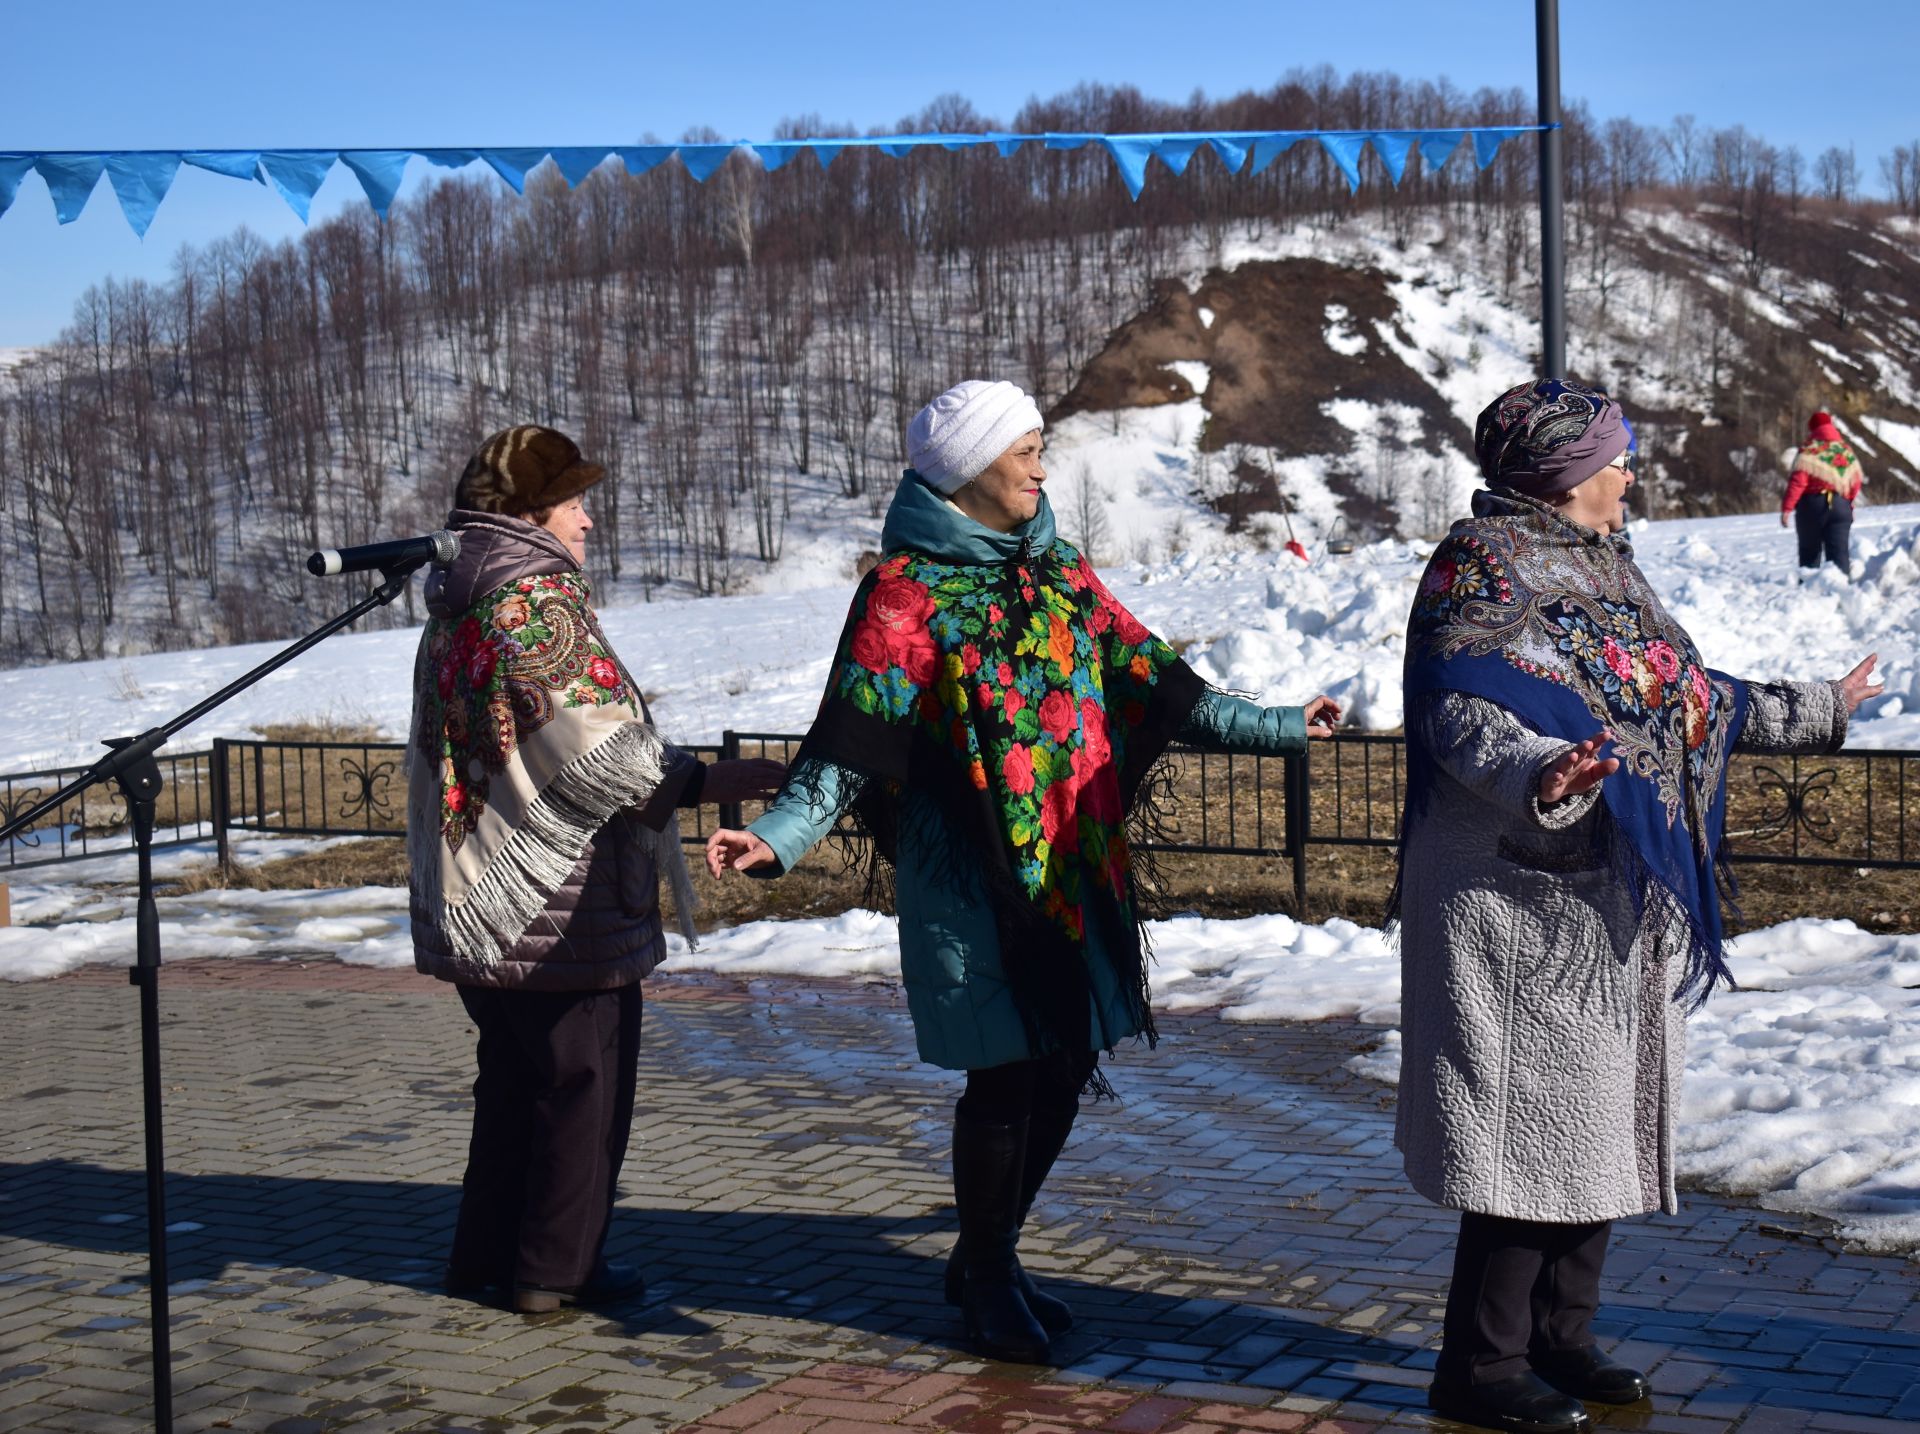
[4,1158,1433,1398]
[9,1157,1919,1425]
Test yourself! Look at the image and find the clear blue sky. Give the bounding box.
[4,0,1915,346]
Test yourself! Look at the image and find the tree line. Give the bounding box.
[1,66,1914,663]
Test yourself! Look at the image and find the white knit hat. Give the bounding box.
[906,379,1045,496]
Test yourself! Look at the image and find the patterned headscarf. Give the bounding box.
[1474,379,1630,497]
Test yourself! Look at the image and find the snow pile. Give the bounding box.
[1679,920,1920,1254]
[1149,913,1399,1024]
[0,885,411,981]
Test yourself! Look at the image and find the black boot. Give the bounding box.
[946,1078,1077,1334]
[951,1112,1050,1364]
[1428,1369,1591,1432]
[1531,1345,1650,1404]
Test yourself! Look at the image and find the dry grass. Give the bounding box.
[251,720,390,743]
[162,838,411,895]
[171,827,1920,942]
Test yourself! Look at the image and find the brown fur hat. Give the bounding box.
[454,426,605,516]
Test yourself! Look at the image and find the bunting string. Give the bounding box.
[0,126,1549,238]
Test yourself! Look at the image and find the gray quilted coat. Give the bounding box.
[1395,682,1846,1222]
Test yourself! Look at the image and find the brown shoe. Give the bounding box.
[512,1260,647,1314]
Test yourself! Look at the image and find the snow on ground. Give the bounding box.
[3,871,1915,1256]
[5,499,1918,771]
[1351,920,1920,1258]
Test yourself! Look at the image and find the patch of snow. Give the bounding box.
[1163,360,1211,396]
[1862,416,1920,475]
[1323,303,1368,356]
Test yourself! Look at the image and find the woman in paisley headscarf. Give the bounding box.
[705,379,1340,1364]
[1394,379,1880,1434]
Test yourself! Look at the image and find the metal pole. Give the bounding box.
[212,738,231,873]
[719,730,744,833]
[1536,0,1567,376]
[1285,750,1310,921]
[111,741,173,1432]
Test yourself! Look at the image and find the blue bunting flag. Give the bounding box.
[256,151,338,222]
[339,151,412,216]
[0,126,1551,233]
[105,153,181,237]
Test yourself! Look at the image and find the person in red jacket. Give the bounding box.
[1781,410,1864,576]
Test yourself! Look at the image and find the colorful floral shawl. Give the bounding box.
[1791,438,1862,499]
[1398,488,1749,1004]
[797,533,1204,1055]
[407,571,697,977]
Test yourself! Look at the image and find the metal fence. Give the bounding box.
[7,734,1918,897]
[0,749,220,870]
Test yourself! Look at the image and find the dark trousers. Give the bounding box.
[957,1050,1097,1124]
[1795,493,1853,574]
[448,983,643,1290]
[1439,1212,1612,1384]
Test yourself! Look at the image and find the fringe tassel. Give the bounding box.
[642,815,700,951]
[420,721,677,973]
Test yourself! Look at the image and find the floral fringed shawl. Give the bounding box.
[1398,488,1749,1004]
[407,571,697,977]
[1791,437,1862,498]
[796,537,1204,1056]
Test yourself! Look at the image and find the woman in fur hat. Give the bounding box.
[409,425,784,1314]
[705,379,1340,1364]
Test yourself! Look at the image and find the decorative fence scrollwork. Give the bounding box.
[0,751,216,869]
[1745,763,1840,850]
[333,749,401,827]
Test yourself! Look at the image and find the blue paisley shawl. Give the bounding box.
[1397,488,1749,1005]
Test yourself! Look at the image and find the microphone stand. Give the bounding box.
[0,559,429,1433]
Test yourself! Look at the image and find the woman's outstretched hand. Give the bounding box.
[705,828,776,878]
[1539,730,1620,805]
[1836,653,1883,714]
[702,758,787,805]
[1302,695,1343,739]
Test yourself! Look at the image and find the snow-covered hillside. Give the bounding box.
[7,203,1918,662]
[6,498,1916,773]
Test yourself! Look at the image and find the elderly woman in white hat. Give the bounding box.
[707,379,1340,1363]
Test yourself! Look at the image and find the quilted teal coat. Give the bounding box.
[749,474,1309,1070]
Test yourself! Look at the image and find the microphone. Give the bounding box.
[307,530,460,577]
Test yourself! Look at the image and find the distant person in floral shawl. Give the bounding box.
[705,379,1340,1363]
[1780,408,1864,576]
[408,425,782,1315]
[1395,379,1880,1434]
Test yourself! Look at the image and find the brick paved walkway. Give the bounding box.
[2,958,1917,1433]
